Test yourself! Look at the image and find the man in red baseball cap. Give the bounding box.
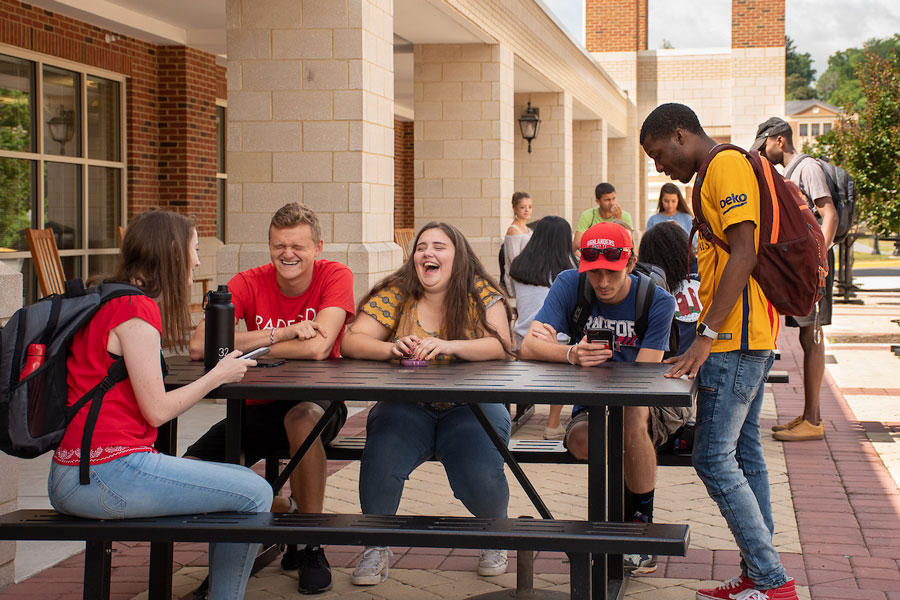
[521,221,685,575]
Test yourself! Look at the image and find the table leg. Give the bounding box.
[83,541,111,600]
[467,404,554,520]
[569,552,591,600]
[148,542,173,600]
[225,398,244,464]
[588,406,607,600]
[607,406,625,583]
[269,401,342,493]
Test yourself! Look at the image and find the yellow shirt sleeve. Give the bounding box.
[362,285,403,331]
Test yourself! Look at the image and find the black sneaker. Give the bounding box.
[297,545,332,595]
[281,544,300,570]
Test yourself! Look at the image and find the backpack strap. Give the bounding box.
[69,357,129,484]
[632,272,655,342]
[783,153,811,180]
[570,272,594,339]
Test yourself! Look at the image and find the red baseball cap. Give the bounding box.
[578,222,633,273]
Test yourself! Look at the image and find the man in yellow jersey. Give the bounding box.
[640,103,797,600]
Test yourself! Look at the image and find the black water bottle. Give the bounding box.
[204,285,235,370]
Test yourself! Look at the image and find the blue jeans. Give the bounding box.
[693,349,788,589]
[360,402,510,518]
[49,452,273,600]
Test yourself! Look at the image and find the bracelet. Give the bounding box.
[566,345,576,365]
[269,328,276,345]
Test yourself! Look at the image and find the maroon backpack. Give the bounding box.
[691,144,828,317]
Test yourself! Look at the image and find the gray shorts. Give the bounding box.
[785,247,834,328]
[564,405,691,450]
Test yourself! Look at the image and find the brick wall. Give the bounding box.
[732,0,784,48]
[585,0,647,53]
[393,119,414,229]
[0,0,225,236]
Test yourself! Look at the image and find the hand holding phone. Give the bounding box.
[241,346,270,361]
[585,327,614,349]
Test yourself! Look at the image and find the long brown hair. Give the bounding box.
[656,182,692,216]
[356,222,512,354]
[112,210,195,350]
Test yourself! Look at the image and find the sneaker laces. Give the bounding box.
[358,547,393,582]
[719,575,747,590]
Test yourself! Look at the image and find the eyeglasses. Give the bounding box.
[580,247,629,262]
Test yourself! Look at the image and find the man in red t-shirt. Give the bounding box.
[187,202,354,594]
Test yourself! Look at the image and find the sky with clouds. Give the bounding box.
[541,0,900,79]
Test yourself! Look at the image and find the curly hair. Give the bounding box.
[355,222,513,355]
[637,221,690,291]
[640,103,703,145]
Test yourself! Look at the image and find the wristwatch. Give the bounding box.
[697,322,718,340]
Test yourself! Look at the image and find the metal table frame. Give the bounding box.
[164,358,694,600]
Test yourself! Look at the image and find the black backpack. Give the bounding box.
[1,279,145,484]
[569,262,679,358]
[784,153,857,244]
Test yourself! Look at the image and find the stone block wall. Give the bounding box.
[0,262,23,589]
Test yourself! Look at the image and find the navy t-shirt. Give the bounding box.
[534,269,676,417]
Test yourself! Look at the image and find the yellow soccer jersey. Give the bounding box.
[696,150,779,352]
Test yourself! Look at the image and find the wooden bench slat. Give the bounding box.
[0,509,689,557]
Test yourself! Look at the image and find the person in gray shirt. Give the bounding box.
[752,117,837,442]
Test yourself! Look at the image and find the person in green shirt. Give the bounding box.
[573,183,633,252]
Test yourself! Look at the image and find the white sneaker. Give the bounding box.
[350,546,393,586]
[543,425,566,440]
[477,549,508,576]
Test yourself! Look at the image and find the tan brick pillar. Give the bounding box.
[225,0,396,300]
[573,118,607,225]
[413,43,515,275]
[0,262,22,589]
[731,0,785,147]
[514,92,573,223]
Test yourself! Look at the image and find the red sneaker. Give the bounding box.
[736,579,798,600]
[696,575,754,599]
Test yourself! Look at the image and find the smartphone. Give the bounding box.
[254,358,285,368]
[241,346,270,360]
[585,327,614,348]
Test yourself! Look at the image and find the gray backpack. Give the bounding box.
[1,280,144,483]
[785,154,857,243]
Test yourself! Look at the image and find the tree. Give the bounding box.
[813,52,900,237]
[785,36,817,100]
[816,34,900,113]
[0,89,33,250]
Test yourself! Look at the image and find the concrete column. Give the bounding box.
[573,118,607,224]
[0,262,23,589]
[225,0,397,300]
[514,92,573,222]
[413,43,515,274]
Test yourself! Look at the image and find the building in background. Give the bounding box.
[785,98,842,150]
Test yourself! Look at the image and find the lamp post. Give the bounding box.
[47,106,74,154]
[518,102,540,153]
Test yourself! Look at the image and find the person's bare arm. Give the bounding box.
[256,306,346,360]
[814,195,837,249]
[412,301,511,361]
[340,312,397,360]
[116,318,251,427]
[573,230,584,253]
[665,220,757,378]
[520,320,612,366]
[635,347,664,363]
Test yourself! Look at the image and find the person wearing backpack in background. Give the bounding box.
[520,221,687,576]
[48,210,273,600]
[641,103,798,600]
[638,221,701,357]
[573,182,633,253]
[751,117,836,442]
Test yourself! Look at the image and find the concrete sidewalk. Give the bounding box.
[2,286,899,599]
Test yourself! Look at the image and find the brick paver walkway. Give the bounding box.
[3,294,900,599]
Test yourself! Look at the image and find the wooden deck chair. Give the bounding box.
[25,228,66,298]
[394,227,415,261]
[116,225,126,247]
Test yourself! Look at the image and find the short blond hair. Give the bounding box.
[269,202,322,243]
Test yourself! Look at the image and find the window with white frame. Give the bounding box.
[0,49,125,303]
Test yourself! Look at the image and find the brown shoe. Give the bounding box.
[772,419,824,441]
[772,415,803,432]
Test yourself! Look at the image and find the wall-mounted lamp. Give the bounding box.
[518,101,541,153]
[47,106,74,153]
[104,33,121,43]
